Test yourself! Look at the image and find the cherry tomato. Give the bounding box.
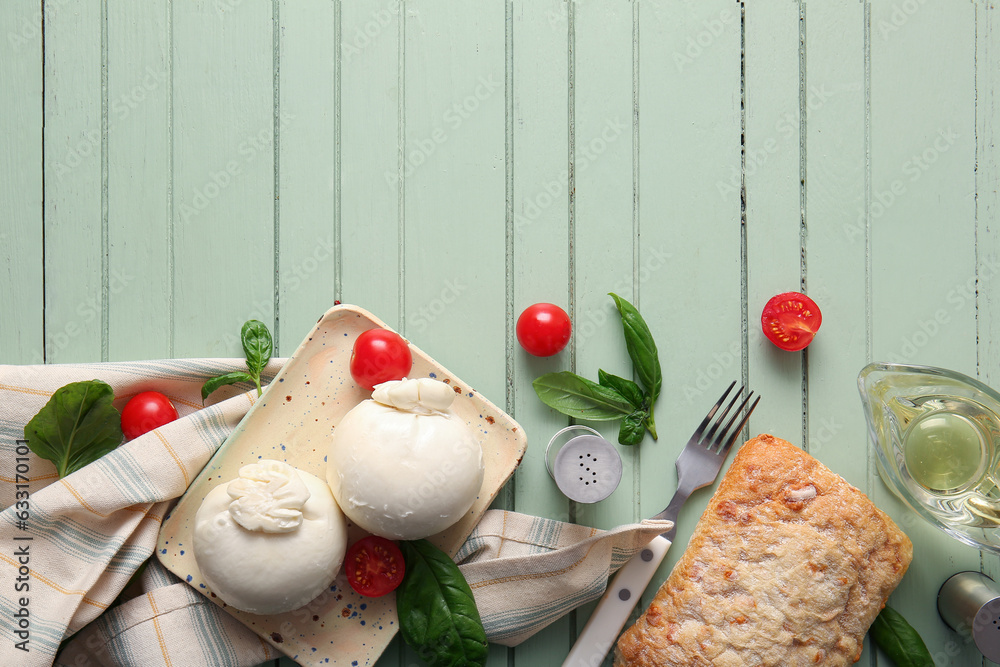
[345,535,405,597]
[350,329,413,391]
[120,391,179,439]
[761,292,822,351]
[516,303,572,357]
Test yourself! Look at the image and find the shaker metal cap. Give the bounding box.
[938,571,1000,662]
[545,425,622,503]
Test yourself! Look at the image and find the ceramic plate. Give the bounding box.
[157,304,527,666]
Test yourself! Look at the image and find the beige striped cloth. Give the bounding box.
[0,360,670,666]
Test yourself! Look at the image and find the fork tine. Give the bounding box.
[692,381,736,441]
[703,386,744,443]
[713,391,754,446]
[715,394,761,454]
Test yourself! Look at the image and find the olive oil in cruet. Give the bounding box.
[903,410,989,494]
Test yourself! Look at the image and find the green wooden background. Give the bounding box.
[3,0,999,665]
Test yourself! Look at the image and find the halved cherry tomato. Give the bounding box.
[345,535,405,597]
[516,303,572,357]
[121,391,179,439]
[761,292,822,351]
[350,329,413,391]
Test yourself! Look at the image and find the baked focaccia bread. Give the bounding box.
[615,434,912,667]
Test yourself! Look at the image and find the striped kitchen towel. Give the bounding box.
[0,360,669,666]
[456,511,671,646]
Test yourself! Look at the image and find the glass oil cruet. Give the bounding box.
[858,362,1000,553]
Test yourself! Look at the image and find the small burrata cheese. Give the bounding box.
[193,459,347,615]
[327,377,485,540]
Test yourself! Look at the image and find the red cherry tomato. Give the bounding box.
[761,292,822,351]
[516,303,572,357]
[350,329,413,391]
[120,391,179,439]
[345,535,405,597]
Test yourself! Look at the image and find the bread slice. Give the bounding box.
[615,434,912,667]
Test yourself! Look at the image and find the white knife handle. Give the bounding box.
[562,535,671,667]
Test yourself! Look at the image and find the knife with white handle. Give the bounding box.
[562,534,671,667]
[562,382,759,667]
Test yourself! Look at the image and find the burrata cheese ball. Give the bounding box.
[327,377,484,540]
[193,459,347,615]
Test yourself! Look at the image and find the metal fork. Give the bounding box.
[563,381,760,667]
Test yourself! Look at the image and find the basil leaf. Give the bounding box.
[533,371,635,421]
[870,605,933,667]
[598,369,644,409]
[241,319,273,379]
[23,380,123,478]
[200,371,257,402]
[609,293,662,404]
[618,410,646,446]
[398,540,488,667]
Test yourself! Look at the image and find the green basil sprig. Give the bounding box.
[24,380,124,477]
[870,605,933,667]
[533,371,635,422]
[533,293,661,445]
[202,319,273,401]
[598,369,644,408]
[397,540,488,667]
[609,292,661,407]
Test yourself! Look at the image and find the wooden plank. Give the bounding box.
[43,0,105,363]
[273,4,338,661]
[509,0,573,662]
[398,2,508,665]
[569,2,636,660]
[802,1,868,504]
[635,0,743,613]
[744,1,805,448]
[975,6,1000,379]
[570,0,637,532]
[801,1,871,661]
[399,0,507,398]
[343,6,404,663]
[0,0,44,364]
[170,0,276,358]
[868,1,981,663]
[318,4,406,663]
[974,0,1000,651]
[340,0,402,331]
[275,0,339,353]
[106,0,171,361]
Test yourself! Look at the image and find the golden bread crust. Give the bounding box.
[614,434,912,667]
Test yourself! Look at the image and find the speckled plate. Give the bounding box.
[156,304,527,666]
